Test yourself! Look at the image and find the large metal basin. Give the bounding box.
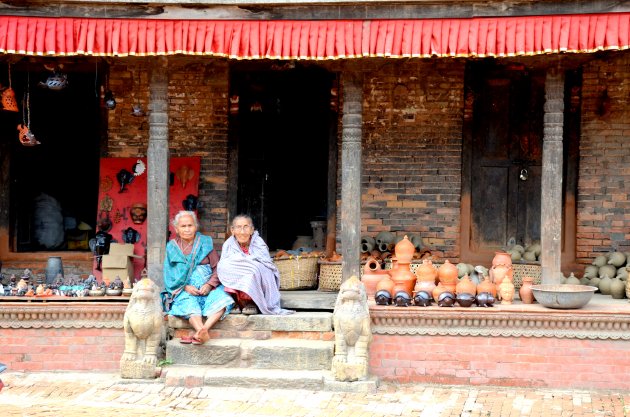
[531,284,598,309]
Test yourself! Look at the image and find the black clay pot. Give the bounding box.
[393,291,412,307]
[456,292,476,307]
[375,290,392,306]
[413,291,432,306]
[437,291,456,307]
[476,292,496,307]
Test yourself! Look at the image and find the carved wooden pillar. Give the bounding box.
[541,68,564,284]
[147,57,170,288]
[340,72,363,282]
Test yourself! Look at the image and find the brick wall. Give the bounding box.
[107,58,230,247]
[370,334,630,390]
[360,59,466,259]
[1,328,124,371]
[578,51,630,262]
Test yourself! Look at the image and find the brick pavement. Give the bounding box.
[0,371,628,417]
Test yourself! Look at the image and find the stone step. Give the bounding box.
[168,311,333,335]
[161,366,378,393]
[166,338,334,370]
[280,290,338,310]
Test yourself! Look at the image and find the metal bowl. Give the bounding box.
[531,284,597,309]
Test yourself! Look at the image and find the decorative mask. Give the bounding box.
[122,227,141,244]
[116,169,134,193]
[130,203,147,224]
[182,194,199,211]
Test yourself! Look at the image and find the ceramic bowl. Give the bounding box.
[89,289,105,297]
[531,284,597,309]
[106,288,123,296]
[122,288,133,296]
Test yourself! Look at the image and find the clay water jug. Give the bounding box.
[519,276,535,304]
[455,274,476,296]
[492,251,513,268]
[438,260,458,293]
[361,257,390,299]
[394,235,415,264]
[415,259,438,283]
[389,259,416,296]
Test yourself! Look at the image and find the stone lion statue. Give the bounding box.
[120,278,164,379]
[332,275,372,382]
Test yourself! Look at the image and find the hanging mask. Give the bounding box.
[116,169,134,193]
[182,194,199,211]
[122,227,141,244]
[130,203,147,224]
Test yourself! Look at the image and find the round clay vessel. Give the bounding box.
[519,276,535,304]
[456,293,476,307]
[414,278,436,296]
[376,274,395,295]
[413,291,432,306]
[476,292,496,307]
[456,275,476,295]
[609,277,626,299]
[361,270,389,299]
[476,276,497,297]
[389,260,416,296]
[432,282,448,301]
[437,291,456,307]
[438,260,458,285]
[394,291,412,307]
[374,290,391,305]
[394,235,415,264]
[492,251,513,267]
[415,259,438,283]
[598,275,612,295]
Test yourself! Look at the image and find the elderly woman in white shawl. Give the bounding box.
[217,214,294,315]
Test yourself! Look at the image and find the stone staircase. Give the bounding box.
[160,291,378,392]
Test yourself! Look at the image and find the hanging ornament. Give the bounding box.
[2,63,19,112]
[130,68,145,116]
[17,72,40,147]
[39,64,68,91]
[102,70,116,110]
[132,159,146,177]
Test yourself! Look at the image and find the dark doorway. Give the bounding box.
[461,60,580,266]
[230,64,333,251]
[5,64,102,252]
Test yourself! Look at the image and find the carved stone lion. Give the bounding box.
[332,275,372,382]
[120,278,164,379]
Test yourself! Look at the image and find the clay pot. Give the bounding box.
[361,236,376,253]
[476,292,496,307]
[519,276,535,304]
[361,256,390,298]
[609,277,626,299]
[492,251,513,268]
[432,282,448,301]
[394,235,415,264]
[389,259,416,296]
[476,276,497,297]
[456,293,476,307]
[499,276,515,304]
[374,290,391,305]
[414,278,436,296]
[438,260,458,285]
[437,291,456,307]
[456,275,476,295]
[415,259,438,283]
[491,264,512,287]
[376,274,395,296]
[598,275,612,295]
[413,291,432,306]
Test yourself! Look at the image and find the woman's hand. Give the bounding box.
[199,283,212,296]
[184,285,201,295]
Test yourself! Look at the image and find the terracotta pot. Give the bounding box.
[389,259,416,296]
[490,264,512,286]
[492,251,513,268]
[456,275,476,296]
[394,235,415,264]
[414,279,436,296]
[476,276,497,297]
[361,270,390,299]
[432,283,448,301]
[415,259,438,283]
[438,260,458,285]
[375,274,395,296]
[363,256,382,274]
[519,276,535,304]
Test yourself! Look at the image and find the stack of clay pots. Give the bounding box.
[583,251,629,299]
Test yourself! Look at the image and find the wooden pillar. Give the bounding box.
[147,57,170,288]
[340,72,363,282]
[541,68,564,284]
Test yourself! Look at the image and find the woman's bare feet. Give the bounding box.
[195,328,210,344]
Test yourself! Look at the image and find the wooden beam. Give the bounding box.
[540,68,564,284]
[340,71,363,282]
[146,56,170,288]
[5,1,630,20]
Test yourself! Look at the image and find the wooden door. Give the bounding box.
[468,68,545,253]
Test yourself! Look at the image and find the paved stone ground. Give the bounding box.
[0,371,629,417]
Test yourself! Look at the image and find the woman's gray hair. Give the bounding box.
[172,210,199,228]
[231,214,254,228]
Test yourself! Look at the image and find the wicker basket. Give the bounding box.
[317,261,371,292]
[275,256,319,290]
[512,262,542,289]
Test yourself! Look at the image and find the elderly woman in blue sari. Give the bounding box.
[163,210,235,345]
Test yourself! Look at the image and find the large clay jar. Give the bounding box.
[476,275,497,297]
[414,278,436,297]
[491,264,511,287]
[415,259,438,283]
[492,251,513,268]
[456,274,476,296]
[438,260,458,293]
[389,259,416,296]
[361,269,390,300]
[499,276,515,304]
[394,235,415,264]
[519,276,535,304]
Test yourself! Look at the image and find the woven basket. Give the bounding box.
[317,261,343,292]
[275,256,319,290]
[512,262,542,289]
